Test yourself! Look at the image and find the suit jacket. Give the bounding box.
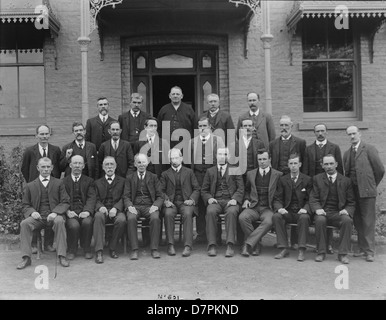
[273,172,312,214]
[199,110,235,142]
[244,168,282,210]
[201,165,244,205]
[85,115,116,151]
[230,136,265,171]
[236,110,276,149]
[94,175,126,213]
[60,141,98,180]
[62,175,96,215]
[269,135,306,172]
[118,110,151,143]
[309,172,356,217]
[21,143,61,182]
[303,140,343,177]
[98,139,135,179]
[189,134,225,171]
[160,166,201,204]
[22,177,70,219]
[343,142,385,198]
[123,171,164,210]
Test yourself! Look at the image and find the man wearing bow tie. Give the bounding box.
[310,154,355,264]
[272,153,312,261]
[85,97,117,151]
[17,157,70,269]
[63,155,96,260]
[118,93,151,144]
[93,157,127,263]
[343,126,385,262]
[201,147,244,257]
[97,121,135,179]
[60,122,98,179]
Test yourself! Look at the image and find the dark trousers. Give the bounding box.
[272,212,310,249]
[93,211,126,252]
[127,205,160,250]
[66,216,93,254]
[194,170,207,239]
[314,213,353,255]
[20,216,67,258]
[239,206,273,248]
[206,200,240,247]
[164,201,195,248]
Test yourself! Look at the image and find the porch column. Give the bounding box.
[260,0,273,115]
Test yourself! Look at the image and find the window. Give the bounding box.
[0,22,45,120]
[302,19,359,120]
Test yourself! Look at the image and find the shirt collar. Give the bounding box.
[249,109,260,117]
[316,139,327,146]
[105,174,115,181]
[327,172,338,182]
[72,174,82,182]
[291,174,299,182]
[209,108,219,117]
[147,135,155,143]
[259,167,270,175]
[281,135,292,141]
[76,140,85,148]
[138,171,146,179]
[200,134,211,142]
[39,175,50,183]
[111,138,120,144]
[218,163,227,171]
[99,114,107,122]
[173,165,182,172]
[38,144,48,155]
[130,109,140,116]
[352,141,361,150]
[243,135,252,144]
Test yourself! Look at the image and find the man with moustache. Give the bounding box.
[93,157,127,263]
[85,97,116,151]
[160,148,200,257]
[343,126,384,262]
[97,121,135,179]
[60,122,98,179]
[124,153,164,260]
[63,155,96,260]
[118,93,151,144]
[236,92,276,149]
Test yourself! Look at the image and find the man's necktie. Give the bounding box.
[75,176,79,183]
[139,173,144,180]
[133,111,138,118]
[329,176,333,184]
[107,177,112,184]
[352,146,357,155]
[202,138,206,143]
[262,170,266,178]
[318,144,323,149]
[291,176,296,183]
[43,148,47,157]
[42,178,48,187]
[79,143,83,149]
[220,166,224,177]
[114,142,118,151]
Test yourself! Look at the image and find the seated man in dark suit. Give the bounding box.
[17,157,70,269]
[63,155,96,260]
[124,153,164,260]
[272,153,312,261]
[239,149,282,257]
[309,154,355,264]
[160,148,200,257]
[93,156,127,264]
[201,147,244,257]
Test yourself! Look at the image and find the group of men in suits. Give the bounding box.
[17,87,384,269]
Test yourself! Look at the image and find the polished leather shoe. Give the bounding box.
[17,256,31,270]
[252,243,261,256]
[130,250,138,260]
[59,256,70,267]
[95,251,104,264]
[274,249,289,259]
[297,249,305,262]
[84,252,93,259]
[167,244,176,256]
[241,244,250,257]
[366,255,375,262]
[315,254,325,262]
[339,254,349,264]
[45,245,55,252]
[207,245,217,257]
[353,251,366,257]
[151,249,161,259]
[327,245,334,255]
[31,246,38,254]
[109,250,118,259]
[225,244,234,258]
[182,246,192,257]
[67,253,75,260]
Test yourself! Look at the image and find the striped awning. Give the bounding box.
[0,0,60,36]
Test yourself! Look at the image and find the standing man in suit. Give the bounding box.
[236,92,275,149]
[118,93,151,144]
[201,147,244,257]
[157,86,197,148]
[303,123,342,254]
[190,116,225,243]
[60,122,98,180]
[272,153,312,261]
[124,153,164,260]
[199,93,234,143]
[344,126,385,262]
[98,121,135,179]
[85,97,116,151]
[160,148,200,257]
[309,154,355,264]
[17,157,70,269]
[239,149,282,257]
[93,156,127,264]
[63,155,96,260]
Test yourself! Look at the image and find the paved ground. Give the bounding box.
[1,233,386,300]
